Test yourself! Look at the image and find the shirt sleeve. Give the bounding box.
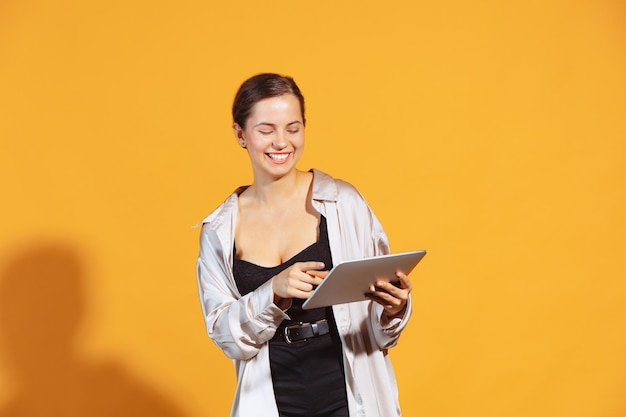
[332,178,412,350]
[196,223,289,361]
[366,206,413,350]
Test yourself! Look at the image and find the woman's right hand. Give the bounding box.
[272,262,328,305]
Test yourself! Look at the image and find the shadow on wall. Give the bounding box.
[0,242,189,417]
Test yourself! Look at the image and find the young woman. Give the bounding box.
[196,73,413,417]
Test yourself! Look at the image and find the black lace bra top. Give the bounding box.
[232,216,333,319]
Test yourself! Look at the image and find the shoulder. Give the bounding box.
[196,189,243,259]
[197,186,247,232]
[311,169,366,203]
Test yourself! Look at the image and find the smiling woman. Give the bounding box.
[195,73,415,417]
[233,93,305,182]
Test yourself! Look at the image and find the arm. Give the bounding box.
[196,224,288,361]
[339,185,412,349]
[315,173,414,350]
[196,223,328,360]
[366,219,413,350]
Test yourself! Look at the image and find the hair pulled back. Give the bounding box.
[232,73,306,129]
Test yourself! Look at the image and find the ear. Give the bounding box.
[233,123,246,148]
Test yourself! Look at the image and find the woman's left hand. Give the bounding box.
[365,271,412,318]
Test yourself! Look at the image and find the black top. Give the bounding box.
[233,215,334,326]
[232,215,349,416]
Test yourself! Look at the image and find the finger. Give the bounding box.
[307,270,329,279]
[378,273,411,293]
[290,273,316,291]
[370,287,405,305]
[364,292,403,310]
[296,261,326,272]
[287,279,314,296]
[373,280,405,297]
[293,269,321,282]
[295,282,315,293]
[291,287,317,299]
[306,270,328,285]
[395,272,413,291]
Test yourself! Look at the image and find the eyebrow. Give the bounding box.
[253,121,302,128]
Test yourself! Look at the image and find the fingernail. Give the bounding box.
[319,262,325,269]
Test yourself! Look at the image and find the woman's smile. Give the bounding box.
[266,152,291,163]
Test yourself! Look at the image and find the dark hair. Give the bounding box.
[232,73,306,129]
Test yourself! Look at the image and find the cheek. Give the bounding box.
[294,133,305,147]
[245,134,268,150]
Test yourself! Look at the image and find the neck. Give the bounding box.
[248,169,306,207]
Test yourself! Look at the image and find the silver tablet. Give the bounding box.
[302,250,426,310]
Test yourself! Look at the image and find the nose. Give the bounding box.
[272,130,288,150]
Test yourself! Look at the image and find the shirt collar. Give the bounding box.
[198,169,337,227]
[310,169,338,202]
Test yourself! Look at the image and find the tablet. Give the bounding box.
[302,250,426,310]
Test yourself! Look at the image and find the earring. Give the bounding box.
[240,141,246,148]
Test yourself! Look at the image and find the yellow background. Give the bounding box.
[1,1,625,416]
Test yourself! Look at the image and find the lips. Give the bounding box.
[266,153,290,163]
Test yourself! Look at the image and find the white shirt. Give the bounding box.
[196,170,412,417]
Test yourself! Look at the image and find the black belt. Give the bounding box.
[281,319,330,344]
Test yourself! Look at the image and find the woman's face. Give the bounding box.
[234,94,305,181]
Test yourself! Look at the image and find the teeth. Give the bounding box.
[268,153,289,161]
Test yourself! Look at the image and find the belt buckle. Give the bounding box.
[283,321,306,345]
